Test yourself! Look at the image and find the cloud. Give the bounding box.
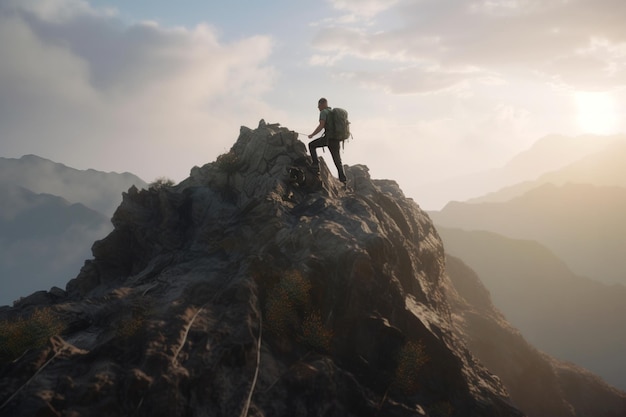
[337,65,497,94]
[327,0,400,19]
[312,0,626,92]
[0,0,277,182]
[4,0,115,22]
[312,26,442,64]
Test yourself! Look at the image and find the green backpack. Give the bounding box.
[332,107,351,141]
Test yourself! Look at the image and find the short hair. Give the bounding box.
[318,97,327,105]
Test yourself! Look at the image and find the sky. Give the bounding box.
[1,0,625,209]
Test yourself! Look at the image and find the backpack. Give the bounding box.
[331,108,351,141]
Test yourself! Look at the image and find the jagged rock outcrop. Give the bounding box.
[0,121,525,416]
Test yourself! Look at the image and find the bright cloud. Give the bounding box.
[0,0,277,182]
[343,66,487,94]
[312,0,626,92]
[327,0,400,19]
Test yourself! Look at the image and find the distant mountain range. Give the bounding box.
[0,155,147,306]
[0,185,110,306]
[446,254,626,415]
[0,155,147,217]
[0,185,108,237]
[431,182,626,284]
[415,133,624,210]
[439,228,626,391]
[428,133,626,391]
[468,139,626,204]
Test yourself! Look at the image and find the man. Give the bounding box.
[308,97,347,183]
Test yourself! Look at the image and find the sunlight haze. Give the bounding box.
[575,91,620,135]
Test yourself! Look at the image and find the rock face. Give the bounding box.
[0,121,530,416]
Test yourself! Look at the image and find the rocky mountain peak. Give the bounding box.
[1,121,525,416]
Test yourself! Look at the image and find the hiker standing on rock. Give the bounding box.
[308,97,347,183]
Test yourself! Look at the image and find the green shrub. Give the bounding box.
[149,177,175,190]
[391,340,429,395]
[264,287,293,337]
[264,271,311,337]
[116,315,146,341]
[263,270,333,352]
[299,311,333,352]
[0,308,65,363]
[115,302,151,341]
[277,271,312,309]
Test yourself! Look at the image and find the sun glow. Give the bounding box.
[575,92,620,135]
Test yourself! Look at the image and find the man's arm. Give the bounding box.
[308,119,325,139]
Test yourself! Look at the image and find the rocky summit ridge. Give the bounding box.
[0,120,623,416]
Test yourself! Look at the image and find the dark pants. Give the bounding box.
[309,136,346,182]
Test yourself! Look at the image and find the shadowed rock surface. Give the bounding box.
[0,121,620,416]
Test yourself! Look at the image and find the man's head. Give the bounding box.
[318,97,328,110]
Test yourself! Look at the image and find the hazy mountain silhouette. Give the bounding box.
[430,183,626,285]
[468,139,626,204]
[415,133,622,210]
[427,134,626,395]
[438,227,626,391]
[2,122,624,416]
[0,155,148,306]
[0,185,111,306]
[445,254,626,416]
[0,155,147,217]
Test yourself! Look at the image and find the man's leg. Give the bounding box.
[308,136,327,167]
[328,139,346,182]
